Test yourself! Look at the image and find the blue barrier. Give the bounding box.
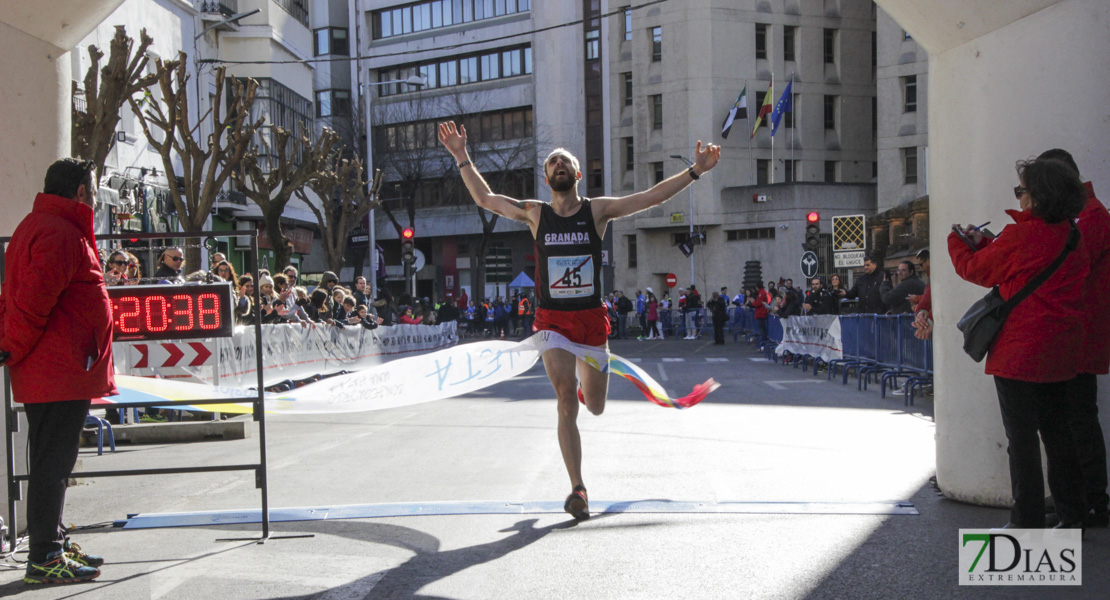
[732,308,932,406]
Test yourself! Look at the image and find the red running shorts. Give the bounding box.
[532,305,610,347]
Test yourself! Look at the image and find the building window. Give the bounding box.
[314,28,349,56]
[234,77,313,171]
[375,0,530,39]
[652,162,664,184]
[315,89,350,117]
[902,75,917,112]
[378,44,532,96]
[586,29,600,60]
[783,26,796,62]
[784,159,796,182]
[627,235,637,268]
[824,95,837,130]
[623,137,634,171]
[651,94,662,129]
[588,158,603,190]
[377,106,533,152]
[903,147,918,184]
[824,28,836,64]
[825,161,837,183]
[755,23,767,60]
[623,7,632,41]
[903,29,912,41]
[726,227,775,241]
[756,159,768,184]
[622,72,633,106]
[650,26,662,61]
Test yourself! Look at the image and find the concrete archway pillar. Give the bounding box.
[878,0,1110,506]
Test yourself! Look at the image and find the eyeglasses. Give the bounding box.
[166,256,183,262]
[1013,186,1028,199]
[108,260,128,266]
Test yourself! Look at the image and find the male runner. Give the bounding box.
[438,121,720,519]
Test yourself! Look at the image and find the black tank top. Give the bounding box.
[534,199,603,310]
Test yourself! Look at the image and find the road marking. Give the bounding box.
[749,358,771,362]
[706,358,729,363]
[764,380,825,390]
[626,357,642,363]
[662,358,685,362]
[656,364,669,381]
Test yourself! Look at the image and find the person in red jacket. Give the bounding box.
[748,282,772,344]
[949,157,1088,530]
[0,158,116,584]
[1038,149,1110,528]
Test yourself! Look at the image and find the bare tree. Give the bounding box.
[370,94,447,236]
[298,149,383,273]
[235,124,337,269]
[129,56,263,268]
[72,26,158,177]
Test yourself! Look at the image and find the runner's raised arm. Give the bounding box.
[438,121,540,229]
[593,140,720,227]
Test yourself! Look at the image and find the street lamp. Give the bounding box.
[363,75,426,300]
[670,154,696,287]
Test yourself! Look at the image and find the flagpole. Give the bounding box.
[770,72,774,184]
[790,74,795,182]
[747,81,754,185]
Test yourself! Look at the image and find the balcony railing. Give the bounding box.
[273,0,309,27]
[198,0,237,18]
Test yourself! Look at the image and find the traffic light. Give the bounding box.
[805,212,821,251]
[401,227,416,265]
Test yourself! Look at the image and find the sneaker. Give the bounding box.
[564,485,589,521]
[24,550,100,584]
[64,538,104,568]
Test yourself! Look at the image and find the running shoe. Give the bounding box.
[24,550,100,584]
[564,485,590,521]
[64,538,104,568]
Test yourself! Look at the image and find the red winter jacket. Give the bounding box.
[751,288,771,319]
[1077,183,1110,374]
[948,208,1089,383]
[0,194,117,403]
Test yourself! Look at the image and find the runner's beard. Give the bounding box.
[550,174,576,193]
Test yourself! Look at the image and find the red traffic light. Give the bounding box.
[401,227,414,239]
[806,211,820,223]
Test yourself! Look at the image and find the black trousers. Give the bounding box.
[1068,373,1109,512]
[24,400,91,562]
[713,320,726,344]
[993,377,1086,527]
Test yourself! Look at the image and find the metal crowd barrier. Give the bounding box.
[722,308,933,406]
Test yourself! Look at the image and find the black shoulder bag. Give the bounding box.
[957,222,1080,362]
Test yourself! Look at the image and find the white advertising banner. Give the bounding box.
[775,315,843,362]
[112,322,459,387]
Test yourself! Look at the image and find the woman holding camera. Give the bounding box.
[948,157,1089,529]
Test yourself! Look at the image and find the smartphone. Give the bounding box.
[952,225,979,251]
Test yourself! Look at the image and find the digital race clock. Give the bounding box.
[107,283,235,342]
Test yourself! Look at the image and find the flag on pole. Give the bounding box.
[720,86,747,139]
[750,82,774,139]
[769,78,794,137]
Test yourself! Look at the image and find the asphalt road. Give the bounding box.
[0,336,1105,599]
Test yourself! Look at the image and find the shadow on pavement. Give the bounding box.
[798,478,1108,599]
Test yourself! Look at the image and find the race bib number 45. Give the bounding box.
[548,255,595,298]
